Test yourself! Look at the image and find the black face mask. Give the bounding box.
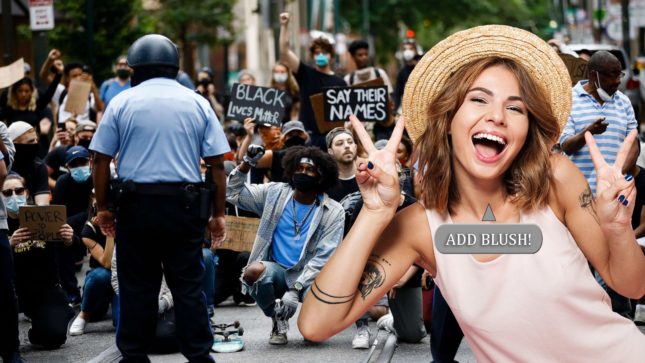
[14,143,40,168]
[284,137,306,148]
[292,173,319,192]
[77,138,92,149]
[116,69,131,80]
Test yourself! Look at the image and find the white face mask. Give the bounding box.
[273,73,288,84]
[595,71,614,102]
[403,49,416,61]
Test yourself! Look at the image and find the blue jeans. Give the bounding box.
[242,261,295,317]
[81,267,113,319]
[202,248,218,308]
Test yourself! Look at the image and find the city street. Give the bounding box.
[17,265,645,363]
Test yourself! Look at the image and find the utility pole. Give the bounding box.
[621,0,630,57]
[2,0,16,64]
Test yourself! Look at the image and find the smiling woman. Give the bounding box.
[298,25,645,362]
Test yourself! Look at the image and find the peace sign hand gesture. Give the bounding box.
[584,129,638,233]
[350,114,405,213]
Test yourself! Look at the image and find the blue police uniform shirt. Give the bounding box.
[90,78,230,183]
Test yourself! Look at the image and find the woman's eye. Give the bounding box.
[507,105,525,114]
[471,97,486,104]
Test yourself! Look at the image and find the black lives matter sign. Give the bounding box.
[323,86,388,122]
[226,83,286,126]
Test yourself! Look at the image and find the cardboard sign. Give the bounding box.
[220,215,260,252]
[225,83,287,126]
[559,54,588,86]
[0,59,25,89]
[19,205,67,241]
[64,79,91,115]
[29,0,55,31]
[323,85,389,122]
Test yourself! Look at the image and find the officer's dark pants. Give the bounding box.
[0,230,20,360]
[115,194,213,363]
[430,286,463,363]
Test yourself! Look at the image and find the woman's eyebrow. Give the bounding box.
[467,87,493,95]
[468,87,523,101]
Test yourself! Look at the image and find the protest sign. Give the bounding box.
[64,79,92,115]
[323,85,389,122]
[19,205,67,241]
[559,54,588,86]
[221,216,260,252]
[225,83,286,126]
[311,78,389,133]
[0,59,25,89]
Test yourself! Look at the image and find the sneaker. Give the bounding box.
[269,316,288,345]
[376,313,396,333]
[352,324,370,349]
[635,304,645,326]
[69,315,86,336]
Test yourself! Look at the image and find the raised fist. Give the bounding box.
[48,49,61,61]
[243,144,265,167]
[280,12,290,25]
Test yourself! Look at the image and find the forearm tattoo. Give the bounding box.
[579,185,600,225]
[358,255,390,300]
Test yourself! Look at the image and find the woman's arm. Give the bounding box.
[298,203,424,341]
[36,72,62,112]
[554,132,645,298]
[298,115,424,341]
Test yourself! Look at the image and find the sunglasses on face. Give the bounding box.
[2,187,25,197]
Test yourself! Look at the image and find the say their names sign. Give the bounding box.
[226,83,286,126]
[323,86,389,122]
[19,205,67,241]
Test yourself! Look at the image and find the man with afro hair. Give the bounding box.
[227,145,345,345]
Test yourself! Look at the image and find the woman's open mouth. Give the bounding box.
[472,132,507,163]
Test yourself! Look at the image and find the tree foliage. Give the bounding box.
[339,0,552,66]
[155,0,235,78]
[48,0,152,84]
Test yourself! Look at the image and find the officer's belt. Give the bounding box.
[132,182,201,197]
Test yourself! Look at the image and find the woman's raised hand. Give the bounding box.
[585,129,638,232]
[350,114,405,212]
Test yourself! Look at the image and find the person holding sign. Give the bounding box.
[4,174,75,349]
[227,146,344,345]
[279,12,346,150]
[297,25,645,362]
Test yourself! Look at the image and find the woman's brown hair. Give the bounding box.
[416,57,560,214]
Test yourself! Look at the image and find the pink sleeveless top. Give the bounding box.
[426,207,645,362]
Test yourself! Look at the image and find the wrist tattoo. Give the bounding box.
[358,255,387,299]
[579,186,599,225]
[311,281,354,305]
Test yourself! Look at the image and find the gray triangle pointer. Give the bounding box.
[481,204,496,221]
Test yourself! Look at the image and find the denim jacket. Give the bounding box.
[226,167,345,292]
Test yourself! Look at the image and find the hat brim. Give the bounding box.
[402,25,571,143]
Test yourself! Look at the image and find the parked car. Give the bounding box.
[567,44,642,121]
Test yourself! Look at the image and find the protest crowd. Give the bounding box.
[0,9,645,363]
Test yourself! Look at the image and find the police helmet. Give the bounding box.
[127,34,179,69]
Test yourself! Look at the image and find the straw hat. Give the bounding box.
[402,25,571,143]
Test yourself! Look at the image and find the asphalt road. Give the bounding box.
[16,264,645,363]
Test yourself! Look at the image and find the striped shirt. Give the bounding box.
[559,81,637,195]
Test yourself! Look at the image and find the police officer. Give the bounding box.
[90,34,228,363]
